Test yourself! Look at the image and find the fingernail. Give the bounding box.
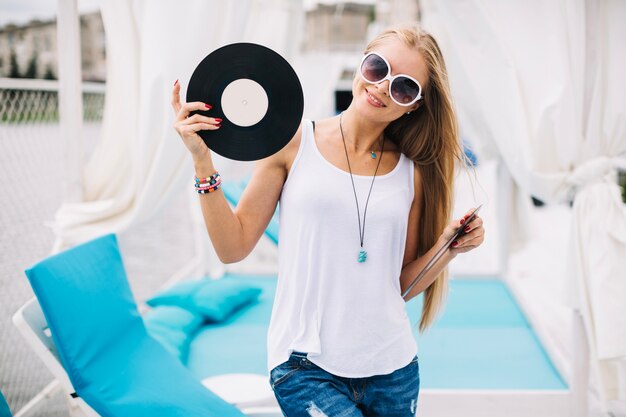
[174,79,178,86]
[452,241,459,247]
[464,226,471,232]
[460,218,465,225]
[215,124,221,128]
[214,118,222,122]
[204,103,212,109]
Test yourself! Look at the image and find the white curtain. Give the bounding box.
[53,0,303,251]
[421,0,626,413]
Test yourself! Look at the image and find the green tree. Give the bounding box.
[43,64,56,80]
[9,49,21,78]
[24,51,38,78]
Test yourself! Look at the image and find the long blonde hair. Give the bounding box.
[365,26,466,332]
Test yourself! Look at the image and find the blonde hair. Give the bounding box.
[365,26,466,332]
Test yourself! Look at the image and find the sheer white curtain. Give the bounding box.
[421,0,626,413]
[53,0,303,252]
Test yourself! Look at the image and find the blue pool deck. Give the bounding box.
[185,274,567,391]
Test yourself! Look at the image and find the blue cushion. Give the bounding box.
[186,275,566,391]
[25,234,245,417]
[186,274,276,379]
[144,305,204,334]
[192,280,262,322]
[415,327,566,389]
[147,278,262,323]
[144,306,204,362]
[0,390,11,417]
[145,324,188,362]
[409,279,566,389]
[146,280,207,307]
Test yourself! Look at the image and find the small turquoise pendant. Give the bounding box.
[371,151,376,159]
[358,250,368,262]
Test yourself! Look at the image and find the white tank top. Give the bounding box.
[266,119,418,378]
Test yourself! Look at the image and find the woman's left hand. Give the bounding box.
[440,208,485,256]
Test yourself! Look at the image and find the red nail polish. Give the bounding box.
[464,226,471,232]
[214,118,222,122]
[452,241,458,247]
[174,79,178,86]
[215,124,221,128]
[204,103,212,109]
[460,218,465,225]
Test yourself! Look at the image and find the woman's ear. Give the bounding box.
[406,102,421,115]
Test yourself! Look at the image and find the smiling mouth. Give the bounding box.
[366,89,386,107]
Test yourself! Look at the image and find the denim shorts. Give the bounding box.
[269,351,420,417]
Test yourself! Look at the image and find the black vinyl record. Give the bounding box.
[186,42,304,161]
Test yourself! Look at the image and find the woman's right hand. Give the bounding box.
[171,80,222,162]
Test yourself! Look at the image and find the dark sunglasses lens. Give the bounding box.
[361,54,388,83]
[391,77,420,104]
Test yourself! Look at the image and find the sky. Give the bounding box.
[0,0,372,28]
[0,0,101,27]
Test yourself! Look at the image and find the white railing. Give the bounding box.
[0,78,105,123]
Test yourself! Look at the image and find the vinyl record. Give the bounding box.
[186,42,304,161]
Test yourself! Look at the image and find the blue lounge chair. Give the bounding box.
[0,391,11,417]
[23,234,246,417]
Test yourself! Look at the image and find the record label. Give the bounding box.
[221,78,268,127]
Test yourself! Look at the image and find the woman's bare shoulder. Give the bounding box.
[271,120,305,175]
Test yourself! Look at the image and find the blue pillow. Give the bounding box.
[191,280,262,322]
[146,278,262,323]
[146,280,206,307]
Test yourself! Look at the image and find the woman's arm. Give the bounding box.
[172,81,297,263]
[399,164,451,302]
[193,146,292,263]
[399,165,484,302]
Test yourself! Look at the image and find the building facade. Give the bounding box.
[0,11,105,81]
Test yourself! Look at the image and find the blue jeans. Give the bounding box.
[269,351,420,417]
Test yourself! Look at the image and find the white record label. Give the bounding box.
[221,78,268,127]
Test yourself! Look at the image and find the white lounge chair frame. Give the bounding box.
[12,298,98,417]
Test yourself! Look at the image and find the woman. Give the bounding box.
[172,25,484,417]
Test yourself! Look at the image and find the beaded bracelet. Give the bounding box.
[195,176,221,188]
[194,171,221,194]
[194,179,220,188]
[196,178,222,190]
[197,185,221,194]
[195,174,220,187]
[195,172,220,184]
[196,182,221,194]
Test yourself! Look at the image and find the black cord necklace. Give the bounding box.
[339,112,385,263]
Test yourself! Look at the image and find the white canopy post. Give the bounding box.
[495,157,512,275]
[56,0,83,203]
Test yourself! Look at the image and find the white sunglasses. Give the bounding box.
[359,52,423,107]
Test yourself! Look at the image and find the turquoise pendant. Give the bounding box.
[358,250,367,262]
[371,151,376,159]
